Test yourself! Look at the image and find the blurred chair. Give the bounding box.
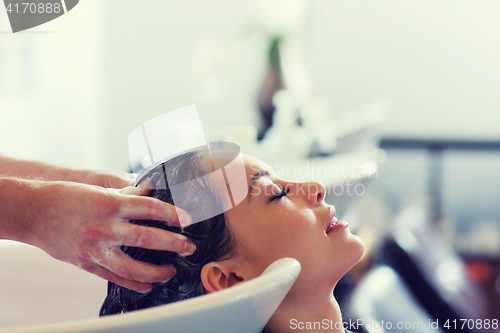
[380,206,488,333]
[0,241,300,333]
[347,265,442,333]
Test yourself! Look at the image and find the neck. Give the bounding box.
[265,286,344,333]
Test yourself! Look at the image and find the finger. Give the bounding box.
[127,173,138,186]
[136,177,152,189]
[103,248,177,284]
[120,186,151,196]
[107,173,136,190]
[84,262,154,293]
[112,222,196,255]
[116,196,193,227]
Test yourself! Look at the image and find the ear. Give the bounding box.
[200,262,247,293]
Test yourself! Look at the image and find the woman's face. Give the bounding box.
[223,155,365,291]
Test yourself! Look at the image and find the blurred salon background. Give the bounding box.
[1,0,499,331]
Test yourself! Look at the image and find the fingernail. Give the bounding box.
[139,286,153,294]
[138,178,153,190]
[161,268,177,283]
[180,241,196,256]
[178,210,193,227]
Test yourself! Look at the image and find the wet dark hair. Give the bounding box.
[99,150,236,316]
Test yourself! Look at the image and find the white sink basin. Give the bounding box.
[0,240,300,333]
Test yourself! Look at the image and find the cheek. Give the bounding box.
[227,204,321,272]
[247,216,316,262]
[233,218,305,267]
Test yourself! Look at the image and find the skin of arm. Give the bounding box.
[0,155,135,189]
[0,156,195,292]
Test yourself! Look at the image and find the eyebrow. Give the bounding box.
[248,169,270,201]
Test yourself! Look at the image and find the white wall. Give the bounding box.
[101,0,500,171]
[2,0,499,171]
[0,1,106,170]
[304,0,500,138]
[101,0,267,170]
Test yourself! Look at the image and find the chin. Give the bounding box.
[336,233,365,278]
[321,236,366,286]
[349,233,366,264]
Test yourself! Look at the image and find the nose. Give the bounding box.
[305,181,325,205]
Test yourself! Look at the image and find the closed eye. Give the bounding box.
[269,186,290,202]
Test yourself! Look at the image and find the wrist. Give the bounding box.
[0,177,44,243]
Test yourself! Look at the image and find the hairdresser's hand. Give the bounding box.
[24,180,195,292]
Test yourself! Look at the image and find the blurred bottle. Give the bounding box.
[257,36,284,140]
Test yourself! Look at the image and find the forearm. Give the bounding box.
[0,177,43,243]
[0,155,74,182]
[0,155,133,188]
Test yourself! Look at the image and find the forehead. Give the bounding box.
[241,155,272,178]
[204,153,269,207]
[210,153,271,177]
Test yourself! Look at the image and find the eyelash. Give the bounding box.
[270,186,290,202]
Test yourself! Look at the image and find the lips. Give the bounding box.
[326,206,349,234]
